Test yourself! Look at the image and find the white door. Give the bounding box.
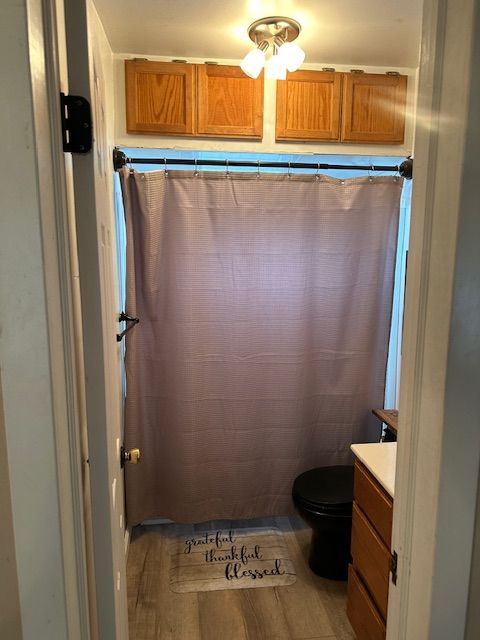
[59,1,128,638]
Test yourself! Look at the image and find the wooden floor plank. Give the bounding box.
[197,589,249,640]
[286,519,355,640]
[154,523,200,640]
[127,516,354,640]
[127,524,201,640]
[239,586,291,640]
[272,517,337,639]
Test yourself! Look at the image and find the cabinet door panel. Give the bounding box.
[125,60,195,135]
[196,65,263,138]
[354,461,393,547]
[347,565,386,640]
[276,71,342,140]
[341,73,407,143]
[351,502,390,619]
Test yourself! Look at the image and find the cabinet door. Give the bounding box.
[276,70,342,141]
[125,60,195,135]
[347,565,386,640]
[341,73,407,143]
[354,461,393,547]
[196,65,263,138]
[351,503,391,619]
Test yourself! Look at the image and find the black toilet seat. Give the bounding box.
[292,465,354,516]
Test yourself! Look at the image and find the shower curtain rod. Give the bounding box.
[113,149,413,179]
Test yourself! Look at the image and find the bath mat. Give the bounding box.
[169,526,297,593]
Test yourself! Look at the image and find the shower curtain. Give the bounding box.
[120,167,402,525]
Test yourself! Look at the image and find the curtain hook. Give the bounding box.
[164,158,169,177]
[315,162,321,181]
[194,158,198,177]
[225,159,230,178]
[256,160,261,179]
[369,164,374,182]
[288,161,291,179]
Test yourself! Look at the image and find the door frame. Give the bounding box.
[386,0,480,637]
[61,0,129,638]
[19,0,480,637]
[19,0,125,637]
[16,0,93,637]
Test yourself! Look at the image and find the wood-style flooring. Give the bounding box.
[127,515,355,640]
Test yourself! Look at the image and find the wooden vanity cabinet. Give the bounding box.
[276,70,407,144]
[347,461,393,640]
[125,60,263,138]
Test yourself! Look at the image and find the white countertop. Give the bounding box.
[350,442,397,498]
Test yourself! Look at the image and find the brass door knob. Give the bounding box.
[121,446,141,466]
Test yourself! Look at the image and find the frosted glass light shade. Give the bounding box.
[277,41,305,72]
[240,48,266,79]
[265,54,287,80]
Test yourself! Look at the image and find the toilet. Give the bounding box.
[292,465,354,580]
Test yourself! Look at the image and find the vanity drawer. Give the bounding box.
[354,461,393,547]
[351,502,390,619]
[347,564,386,640]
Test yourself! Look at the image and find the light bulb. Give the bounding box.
[240,47,266,79]
[276,41,305,72]
[265,53,287,80]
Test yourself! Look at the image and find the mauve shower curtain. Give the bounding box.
[120,167,402,525]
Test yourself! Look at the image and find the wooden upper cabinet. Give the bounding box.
[125,60,264,138]
[341,73,408,143]
[196,65,264,138]
[125,60,407,144]
[125,60,196,135]
[276,71,342,141]
[276,70,408,144]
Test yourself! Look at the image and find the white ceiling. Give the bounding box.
[93,0,423,68]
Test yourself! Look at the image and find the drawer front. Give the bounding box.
[354,461,393,547]
[347,565,386,640]
[351,502,390,618]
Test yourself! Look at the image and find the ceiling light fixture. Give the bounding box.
[240,16,305,80]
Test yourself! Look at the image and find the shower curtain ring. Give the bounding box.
[257,160,261,179]
[225,159,230,178]
[194,158,198,177]
[369,164,374,182]
[288,161,291,179]
[315,162,321,181]
[164,158,169,177]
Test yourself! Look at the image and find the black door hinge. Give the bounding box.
[391,550,398,585]
[60,93,92,153]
